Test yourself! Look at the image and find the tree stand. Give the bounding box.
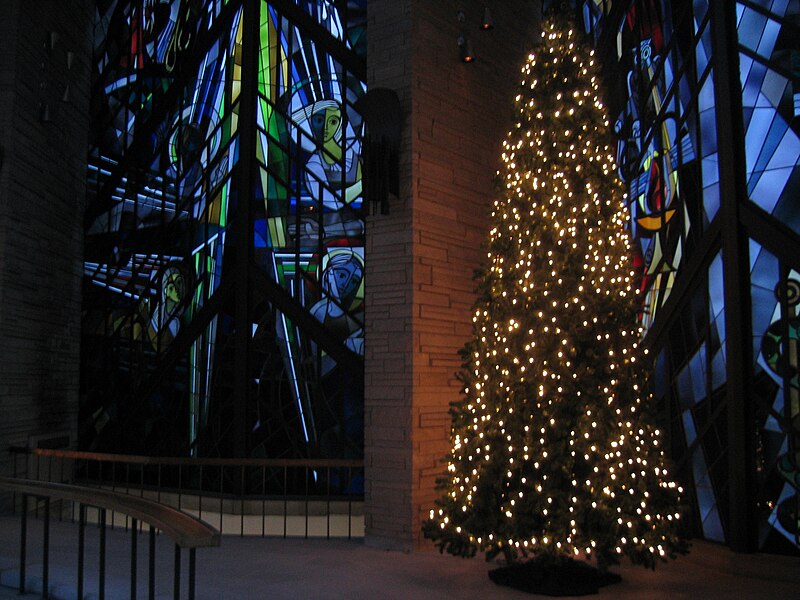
[488,555,622,596]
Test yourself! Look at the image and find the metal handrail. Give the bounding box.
[0,476,220,600]
[9,446,365,540]
[21,447,363,469]
[0,477,219,547]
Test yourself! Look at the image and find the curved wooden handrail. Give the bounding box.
[0,476,220,549]
[16,447,364,469]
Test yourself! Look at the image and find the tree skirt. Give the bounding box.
[488,556,622,596]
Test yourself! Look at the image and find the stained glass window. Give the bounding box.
[653,256,727,542]
[82,0,367,464]
[606,0,705,333]
[580,0,800,554]
[737,1,800,233]
[750,240,800,551]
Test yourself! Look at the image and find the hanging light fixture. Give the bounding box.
[458,35,475,62]
[456,11,475,63]
[480,7,494,30]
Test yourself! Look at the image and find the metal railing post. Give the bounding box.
[189,548,197,600]
[11,451,18,516]
[99,508,107,600]
[240,465,245,537]
[326,467,331,540]
[126,463,131,531]
[43,497,50,599]
[198,464,204,521]
[173,543,181,600]
[111,462,116,529]
[58,458,64,522]
[261,466,266,538]
[348,466,353,540]
[149,525,156,600]
[2,473,222,600]
[305,466,309,539]
[19,494,27,593]
[78,504,85,600]
[131,517,138,600]
[283,467,288,539]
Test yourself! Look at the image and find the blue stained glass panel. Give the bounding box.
[690,444,724,541]
[698,71,716,113]
[692,0,708,22]
[703,182,720,222]
[766,130,800,171]
[710,348,726,390]
[678,363,694,408]
[737,6,800,235]
[683,409,698,446]
[737,8,767,54]
[745,107,777,175]
[708,253,725,323]
[679,72,693,117]
[740,56,764,108]
[701,155,719,187]
[701,504,725,542]
[699,18,713,65]
[761,69,788,107]
[749,240,779,378]
[655,348,668,399]
[751,167,794,214]
[689,343,708,402]
[757,18,781,57]
[708,253,725,373]
[770,0,791,17]
[749,239,780,289]
[752,285,780,359]
[694,32,709,75]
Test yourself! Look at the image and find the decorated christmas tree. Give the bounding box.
[423,12,686,574]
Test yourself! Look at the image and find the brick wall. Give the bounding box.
[364,0,415,549]
[0,0,91,505]
[365,0,541,549]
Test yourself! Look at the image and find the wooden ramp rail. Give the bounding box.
[0,476,220,600]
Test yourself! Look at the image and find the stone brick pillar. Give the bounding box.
[0,0,91,505]
[363,0,415,550]
[364,0,541,550]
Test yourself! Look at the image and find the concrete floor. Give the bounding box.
[1,515,798,599]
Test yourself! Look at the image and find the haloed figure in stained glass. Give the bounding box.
[142,266,186,348]
[301,100,363,212]
[310,248,365,376]
[105,263,188,354]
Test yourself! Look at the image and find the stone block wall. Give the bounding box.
[364,0,415,550]
[365,0,541,550]
[0,0,91,506]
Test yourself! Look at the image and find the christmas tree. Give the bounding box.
[423,12,686,572]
